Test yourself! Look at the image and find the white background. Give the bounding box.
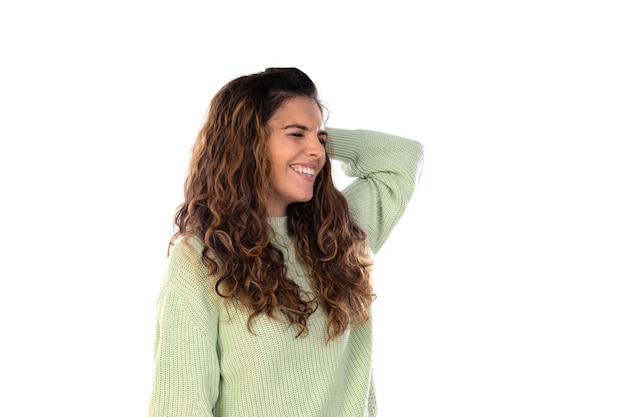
[1,1,625,416]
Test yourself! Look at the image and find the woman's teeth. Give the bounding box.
[291,165,314,176]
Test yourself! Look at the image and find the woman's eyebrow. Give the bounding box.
[282,124,309,130]
[282,124,328,137]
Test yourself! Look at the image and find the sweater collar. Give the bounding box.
[267,216,288,235]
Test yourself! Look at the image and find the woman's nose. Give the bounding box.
[306,135,325,157]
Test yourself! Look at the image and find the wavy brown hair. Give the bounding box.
[170,67,373,341]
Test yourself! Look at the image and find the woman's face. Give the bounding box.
[266,96,327,217]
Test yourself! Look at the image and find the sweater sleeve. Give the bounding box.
[149,237,221,417]
[326,127,424,254]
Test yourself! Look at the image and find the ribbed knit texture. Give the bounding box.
[149,128,424,417]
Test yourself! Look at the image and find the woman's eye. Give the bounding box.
[289,133,304,138]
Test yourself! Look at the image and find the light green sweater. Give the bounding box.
[149,128,424,417]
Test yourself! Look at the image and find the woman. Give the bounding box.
[149,67,424,416]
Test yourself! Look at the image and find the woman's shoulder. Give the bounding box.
[169,234,206,261]
[163,234,214,299]
[157,234,222,329]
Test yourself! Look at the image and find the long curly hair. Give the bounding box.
[170,67,374,341]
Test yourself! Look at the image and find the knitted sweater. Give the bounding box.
[149,128,424,417]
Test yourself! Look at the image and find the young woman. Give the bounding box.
[149,67,424,417]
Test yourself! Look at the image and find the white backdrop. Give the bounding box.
[1,1,625,416]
